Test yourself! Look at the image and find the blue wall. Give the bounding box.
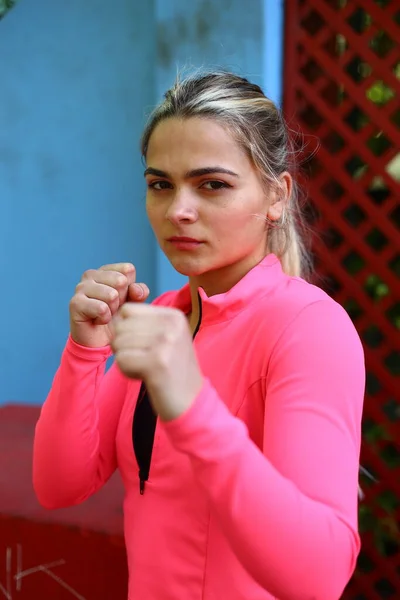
[0,0,156,404]
[0,0,283,405]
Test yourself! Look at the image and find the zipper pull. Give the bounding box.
[140,477,145,495]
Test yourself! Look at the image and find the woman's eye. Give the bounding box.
[200,181,229,190]
[148,180,172,190]
[148,180,230,191]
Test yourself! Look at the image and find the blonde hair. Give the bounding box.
[141,70,312,279]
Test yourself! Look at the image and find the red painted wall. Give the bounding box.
[0,405,128,600]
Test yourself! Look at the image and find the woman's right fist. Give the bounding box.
[69,263,150,348]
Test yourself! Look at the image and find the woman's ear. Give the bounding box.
[267,172,292,221]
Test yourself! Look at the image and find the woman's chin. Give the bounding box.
[167,255,207,277]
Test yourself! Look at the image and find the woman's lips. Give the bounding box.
[167,237,203,250]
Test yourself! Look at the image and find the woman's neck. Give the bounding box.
[187,253,267,332]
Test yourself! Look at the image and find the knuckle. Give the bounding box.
[113,320,124,335]
[117,353,135,376]
[120,302,133,316]
[69,294,84,313]
[108,287,119,301]
[115,274,128,288]
[81,269,95,280]
[157,329,170,345]
[122,262,135,273]
[98,302,108,315]
[118,304,127,318]
[75,281,85,294]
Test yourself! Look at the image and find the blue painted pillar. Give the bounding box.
[263,0,284,107]
[153,0,284,295]
[0,0,155,404]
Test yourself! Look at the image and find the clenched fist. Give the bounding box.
[69,263,150,348]
[111,303,204,421]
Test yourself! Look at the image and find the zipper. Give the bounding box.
[132,293,203,495]
[132,383,157,495]
[192,292,203,339]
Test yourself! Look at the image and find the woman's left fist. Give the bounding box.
[111,303,203,421]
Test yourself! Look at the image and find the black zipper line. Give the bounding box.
[132,294,203,495]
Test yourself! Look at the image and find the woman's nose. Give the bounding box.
[166,190,198,224]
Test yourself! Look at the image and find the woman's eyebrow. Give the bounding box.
[144,166,239,178]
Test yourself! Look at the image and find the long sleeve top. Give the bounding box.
[33,254,365,600]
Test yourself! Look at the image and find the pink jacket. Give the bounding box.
[33,254,365,600]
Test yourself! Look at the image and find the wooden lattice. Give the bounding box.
[283,1,400,598]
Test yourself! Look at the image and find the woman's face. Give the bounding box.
[145,117,286,284]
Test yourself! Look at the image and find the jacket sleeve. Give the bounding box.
[33,336,129,509]
[163,300,365,600]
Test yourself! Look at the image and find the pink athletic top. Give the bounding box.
[33,254,365,599]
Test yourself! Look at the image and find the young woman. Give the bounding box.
[33,71,365,600]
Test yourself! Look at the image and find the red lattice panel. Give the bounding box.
[283,1,400,598]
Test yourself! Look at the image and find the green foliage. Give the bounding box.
[367,81,395,106]
[0,0,17,19]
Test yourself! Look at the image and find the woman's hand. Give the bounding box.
[69,263,150,348]
[111,303,203,421]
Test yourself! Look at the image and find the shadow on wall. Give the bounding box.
[0,0,18,20]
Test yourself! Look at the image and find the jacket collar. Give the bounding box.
[170,253,284,326]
